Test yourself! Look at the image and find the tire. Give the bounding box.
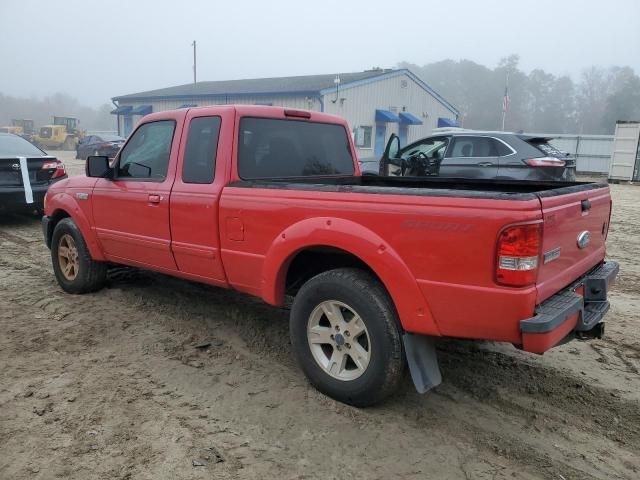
[51,218,107,294]
[290,268,404,407]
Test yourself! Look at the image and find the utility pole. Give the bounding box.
[192,40,197,84]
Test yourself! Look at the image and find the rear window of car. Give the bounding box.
[238,118,355,179]
[0,134,45,156]
[526,138,566,157]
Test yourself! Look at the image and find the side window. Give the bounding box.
[494,139,514,156]
[447,137,498,158]
[182,116,221,184]
[403,137,449,159]
[116,120,175,180]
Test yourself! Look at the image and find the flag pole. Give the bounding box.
[501,71,509,131]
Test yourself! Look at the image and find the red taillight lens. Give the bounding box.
[100,143,111,148]
[42,161,66,179]
[284,109,312,119]
[523,157,566,167]
[496,223,542,286]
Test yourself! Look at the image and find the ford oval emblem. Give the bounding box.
[11,163,20,171]
[577,231,591,249]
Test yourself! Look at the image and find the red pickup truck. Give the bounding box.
[42,106,618,406]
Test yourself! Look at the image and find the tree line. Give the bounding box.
[400,55,640,134]
[0,93,114,132]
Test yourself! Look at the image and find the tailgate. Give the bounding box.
[536,185,611,302]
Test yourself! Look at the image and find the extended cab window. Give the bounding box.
[238,118,354,179]
[182,116,221,184]
[117,120,175,180]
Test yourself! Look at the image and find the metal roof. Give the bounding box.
[113,70,392,101]
[111,68,459,115]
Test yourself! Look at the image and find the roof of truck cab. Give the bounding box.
[143,104,350,125]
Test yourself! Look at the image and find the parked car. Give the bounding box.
[371,129,576,181]
[76,134,125,160]
[0,132,66,214]
[42,106,617,406]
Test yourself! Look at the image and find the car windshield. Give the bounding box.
[0,134,45,157]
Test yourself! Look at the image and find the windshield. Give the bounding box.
[0,134,45,157]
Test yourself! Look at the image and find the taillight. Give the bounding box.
[284,109,312,119]
[42,160,66,179]
[100,143,111,148]
[496,223,542,287]
[523,157,566,167]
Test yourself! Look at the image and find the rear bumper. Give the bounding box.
[0,185,48,212]
[520,261,619,353]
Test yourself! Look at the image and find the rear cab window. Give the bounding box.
[238,118,355,179]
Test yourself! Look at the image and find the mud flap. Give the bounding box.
[402,333,442,393]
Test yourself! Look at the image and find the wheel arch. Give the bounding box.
[261,217,440,336]
[47,195,105,261]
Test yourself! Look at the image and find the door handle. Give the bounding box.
[478,162,493,167]
[148,194,161,204]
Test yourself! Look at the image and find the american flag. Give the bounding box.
[502,86,510,113]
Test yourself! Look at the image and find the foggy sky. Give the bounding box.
[1,0,638,106]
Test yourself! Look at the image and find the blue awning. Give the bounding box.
[375,109,400,123]
[177,104,198,108]
[131,105,152,115]
[399,112,423,125]
[110,105,132,115]
[437,117,459,128]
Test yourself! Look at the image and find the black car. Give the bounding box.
[369,130,576,182]
[76,133,125,160]
[0,133,67,214]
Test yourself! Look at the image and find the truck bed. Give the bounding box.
[229,176,608,201]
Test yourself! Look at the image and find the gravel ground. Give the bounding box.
[1,151,638,479]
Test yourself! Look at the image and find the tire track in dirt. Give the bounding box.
[2,220,639,479]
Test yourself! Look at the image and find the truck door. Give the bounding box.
[91,117,182,271]
[168,107,234,284]
[440,135,499,179]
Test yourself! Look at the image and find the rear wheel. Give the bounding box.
[290,268,404,407]
[51,218,106,294]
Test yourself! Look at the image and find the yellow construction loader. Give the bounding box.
[33,116,85,150]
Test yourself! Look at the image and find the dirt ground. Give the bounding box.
[1,152,639,479]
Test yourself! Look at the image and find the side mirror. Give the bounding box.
[86,155,111,178]
[379,134,402,176]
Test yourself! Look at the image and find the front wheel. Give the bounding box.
[290,268,404,407]
[51,218,107,294]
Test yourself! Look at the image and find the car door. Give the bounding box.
[91,116,184,271]
[169,107,234,284]
[440,135,499,179]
